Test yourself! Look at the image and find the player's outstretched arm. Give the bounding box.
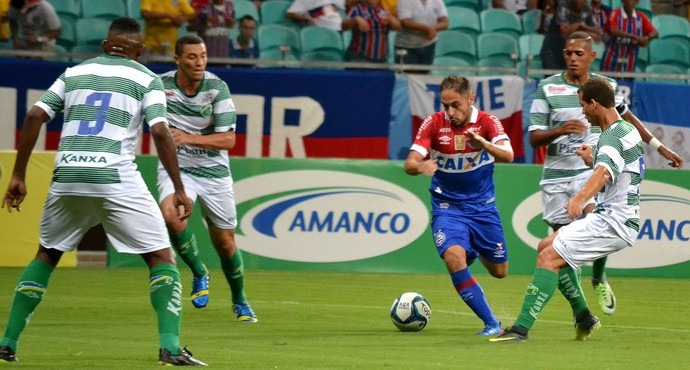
[404,151,437,177]
[151,122,193,220]
[2,106,50,212]
[622,110,683,168]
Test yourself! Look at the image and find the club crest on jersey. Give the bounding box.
[200,104,213,117]
[434,230,446,246]
[454,135,465,150]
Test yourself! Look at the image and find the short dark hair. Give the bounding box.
[579,78,615,108]
[439,75,472,95]
[567,31,594,49]
[175,34,204,56]
[109,17,141,35]
[239,15,256,23]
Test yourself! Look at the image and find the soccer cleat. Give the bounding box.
[0,346,18,362]
[593,281,616,315]
[489,326,528,343]
[159,347,207,366]
[575,314,601,341]
[191,274,210,309]
[232,302,258,323]
[477,322,504,336]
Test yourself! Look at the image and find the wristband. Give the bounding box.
[649,137,663,151]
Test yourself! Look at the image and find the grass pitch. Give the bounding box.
[0,268,688,369]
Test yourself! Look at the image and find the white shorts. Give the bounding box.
[552,213,630,269]
[157,169,237,229]
[541,178,596,226]
[39,192,170,254]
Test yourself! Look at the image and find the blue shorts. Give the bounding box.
[430,199,508,265]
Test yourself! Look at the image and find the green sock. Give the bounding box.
[169,228,207,277]
[558,267,588,316]
[1,259,54,352]
[220,249,246,304]
[515,268,558,330]
[149,263,182,354]
[592,257,607,283]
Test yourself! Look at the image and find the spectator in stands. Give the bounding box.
[672,0,690,19]
[599,0,657,74]
[194,0,236,59]
[7,0,60,54]
[492,0,537,16]
[229,15,259,64]
[141,0,196,56]
[394,0,448,73]
[0,0,9,43]
[342,0,401,64]
[540,0,600,70]
[537,0,556,35]
[591,0,611,43]
[286,0,349,31]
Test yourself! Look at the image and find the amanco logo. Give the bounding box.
[233,170,429,262]
[513,180,690,268]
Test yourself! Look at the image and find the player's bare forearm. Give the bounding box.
[484,140,514,163]
[404,151,437,176]
[12,106,49,180]
[151,122,186,192]
[173,129,235,151]
[568,165,610,219]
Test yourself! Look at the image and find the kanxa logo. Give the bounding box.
[513,180,690,268]
[233,170,430,262]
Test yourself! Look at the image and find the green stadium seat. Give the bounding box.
[259,48,299,65]
[592,41,605,71]
[57,16,77,50]
[637,46,649,72]
[259,24,301,57]
[649,39,690,70]
[260,0,296,28]
[49,0,81,19]
[300,26,343,57]
[447,6,481,40]
[126,0,143,20]
[636,0,653,18]
[477,32,518,75]
[81,0,127,20]
[652,15,690,50]
[518,33,544,62]
[387,31,396,63]
[434,30,476,64]
[234,0,261,23]
[431,56,475,76]
[521,9,541,34]
[480,9,521,41]
[644,64,685,84]
[444,0,481,12]
[70,44,105,62]
[75,17,112,45]
[52,44,71,63]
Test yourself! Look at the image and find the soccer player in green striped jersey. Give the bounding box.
[156,35,257,323]
[527,31,683,318]
[0,18,206,366]
[492,77,645,342]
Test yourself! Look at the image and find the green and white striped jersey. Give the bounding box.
[36,55,168,197]
[593,119,644,245]
[158,70,236,188]
[529,72,624,185]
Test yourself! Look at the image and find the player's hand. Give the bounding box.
[2,177,27,213]
[659,146,683,168]
[172,191,193,221]
[575,144,594,167]
[466,131,488,149]
[169,128,190,146]
[565,196,584,220]
[559,120,587,135]
[419,159,438,177]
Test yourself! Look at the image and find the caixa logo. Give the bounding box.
[513,180,690,269]
[233,170,429,262]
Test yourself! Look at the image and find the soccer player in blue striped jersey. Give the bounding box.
[0,17,206,366]
[156,35,257,323]
[492,77,645,342]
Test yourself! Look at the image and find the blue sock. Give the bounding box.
[450,268,499,326]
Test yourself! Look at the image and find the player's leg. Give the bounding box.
[158,175,209,309]
[106,194,206,366]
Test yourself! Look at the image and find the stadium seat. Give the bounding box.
[81,0,127,20]
[431,56,475,76]
[443,0,481,12]
[480,9,521,41]
[261,0,296,28]
[446,6,481,40]
[234,0,261,23]
[649,39,690,70]
[259,48,299,64]
[70,44,105,63]
[126,0,143,20]
[75,18,112,46]
[387,31,397,63]
[652,15,690,49]
[434,30,476,64]
[52,44,71,63]
[57,16,77,51]
[521,9,541,34]
[592,41,605,71]
[644,64,685,84]
[636,0,653,18]
[258,24,301,57]
[50,0,81,19]
[477,32,518,75]
[637,46,649,72]
[300,26,344,61]
[517,33,544,78]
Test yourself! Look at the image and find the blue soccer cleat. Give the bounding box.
[191,274,210,309]
[232,302,258,323]
[477,322,504,336]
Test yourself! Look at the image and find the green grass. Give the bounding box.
[0,268,688,369]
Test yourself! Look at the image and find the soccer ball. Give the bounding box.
[390,292,431,332]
